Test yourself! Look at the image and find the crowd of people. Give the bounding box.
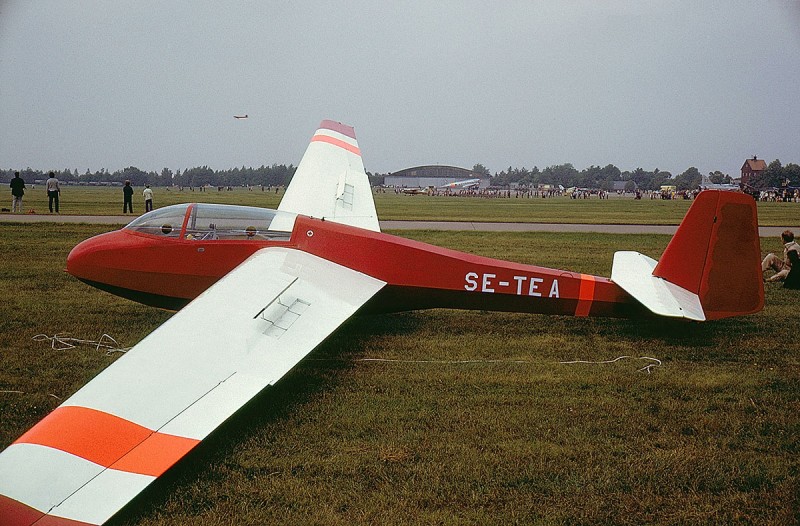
[6,172,156,215]
[8,170,62,213]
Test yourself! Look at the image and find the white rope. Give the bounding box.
[32,333,130,355]
[355,358,531,364]
[307,357,534,365]
[29,335,659,372]
[559,355,662,374]
[314,356,661,373]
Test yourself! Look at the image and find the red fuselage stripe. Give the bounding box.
[13,406,199,477]
[311,134,361,156]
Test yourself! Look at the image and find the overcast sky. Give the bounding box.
[1,1,798,178]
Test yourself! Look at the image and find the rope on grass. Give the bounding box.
[1,390,62,400]
[312,356,661,373]
[355,358,532,364]
[306,357,536,365]
[32,333,130,356]
[559,355,662,374]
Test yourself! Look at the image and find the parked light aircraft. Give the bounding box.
[400,186,431,195]
[439,178,481,189]
[699,173,739,191]
[402,178,481,195]
[0,120,764,525]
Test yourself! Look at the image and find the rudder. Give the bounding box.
[653,190,764,320]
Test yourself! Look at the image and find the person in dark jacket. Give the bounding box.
[784,249,800,289]
[9,171,25,213]
[123,180,134,213]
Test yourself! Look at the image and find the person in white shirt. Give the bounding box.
[762,230,800,282]
[46,171,60,213]
[143,185,154,212]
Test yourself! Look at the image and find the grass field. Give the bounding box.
[5,185,800,225]
[0,222,798,525]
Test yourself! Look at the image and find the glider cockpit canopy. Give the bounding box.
[124,203,296,241]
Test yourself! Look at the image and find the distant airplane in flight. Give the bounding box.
[0,120,765,526]
[234,114,248,119]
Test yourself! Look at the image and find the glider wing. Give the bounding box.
[0,248,385,526]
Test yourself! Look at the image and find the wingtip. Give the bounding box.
[0,493,97,526]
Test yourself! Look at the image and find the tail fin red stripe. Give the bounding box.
[311,134,362,156]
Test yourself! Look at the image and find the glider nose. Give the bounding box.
[66,230,125,283]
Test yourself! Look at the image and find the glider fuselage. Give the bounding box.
[66,204,643,318]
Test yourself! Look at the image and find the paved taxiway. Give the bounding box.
[0,213,792,237]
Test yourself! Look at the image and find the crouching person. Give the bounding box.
[762,230,800,286]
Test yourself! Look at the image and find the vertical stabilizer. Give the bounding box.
[277,120,380,232]
[653,190,763,319]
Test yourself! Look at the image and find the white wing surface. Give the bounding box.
[276,120,380,232]
[0,248,385,526]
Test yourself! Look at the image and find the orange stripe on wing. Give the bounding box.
[311,134,361,156]
[575,274,596,317]
[14,406,199,477]
[111,431,199,477]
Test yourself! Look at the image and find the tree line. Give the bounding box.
[485,160,800,192]
[2,159,798,192]
[0,165,297,188]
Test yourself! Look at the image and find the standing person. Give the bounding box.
[762,230,800,283]
[143,184,153,212]
[9,171,25,213]
[46,171,60,213]
[123,180,134,213]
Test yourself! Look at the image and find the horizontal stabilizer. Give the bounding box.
[612,251,705,320]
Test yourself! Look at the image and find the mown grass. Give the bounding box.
[0,223,798,525]
[6,186,800,225]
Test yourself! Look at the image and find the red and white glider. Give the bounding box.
[0,120,764,525]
